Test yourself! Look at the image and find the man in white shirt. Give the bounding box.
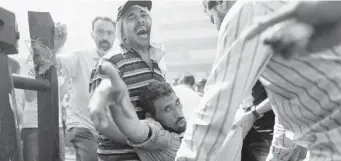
[58,17,116,161]
[173,74,201,121]
[34,16,116,161]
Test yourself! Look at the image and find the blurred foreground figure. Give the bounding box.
[176,1,341,161]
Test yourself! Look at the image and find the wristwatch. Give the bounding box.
[251,105,263,120]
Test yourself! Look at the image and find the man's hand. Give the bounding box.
[31,22,67,74]
[261,20,314,60]
[232,108,256,139]
[243,1,341,60]
[54,23,67,52]
[89,61,131,129]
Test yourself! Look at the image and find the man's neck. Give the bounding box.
[96,49,108,58]
[124,43,150,60]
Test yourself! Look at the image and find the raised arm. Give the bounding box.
[89,60,150,143]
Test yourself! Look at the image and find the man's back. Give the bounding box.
[261,46,341,160]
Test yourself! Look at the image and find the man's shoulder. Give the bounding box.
[143,118,183,138]
[101,47,128,65]
[143,118,163,129]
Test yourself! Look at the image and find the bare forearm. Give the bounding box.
[95,120,127,144]
[109,99,149,143]
[255,98,271,114]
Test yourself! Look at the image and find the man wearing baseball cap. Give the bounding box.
[89,0,168,160]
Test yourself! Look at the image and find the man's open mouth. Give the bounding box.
[176,118,186,126]
[136,26,149,39]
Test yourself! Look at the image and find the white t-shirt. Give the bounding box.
[173,85,202,121]
[58,49,99,136]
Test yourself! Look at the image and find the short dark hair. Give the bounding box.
[197,78,207,87]
[179,74,195,86]
[92,16,116,31]
[140,81,175,116]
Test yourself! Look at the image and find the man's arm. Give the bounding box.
[93,112,129,144]
[89,60,150,144]
[233,98,271,139]
[176,2,281,160]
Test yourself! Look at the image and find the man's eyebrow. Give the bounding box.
[127,13,135,18]
[139,10,147,14]
[164,104,171,110]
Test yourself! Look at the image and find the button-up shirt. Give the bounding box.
[176,1,341,161]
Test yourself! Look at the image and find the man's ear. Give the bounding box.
[91,31,95,39]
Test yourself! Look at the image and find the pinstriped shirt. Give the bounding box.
[89,46,166,160]
[176,1,341,161]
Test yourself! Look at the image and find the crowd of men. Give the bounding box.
[9,0,341,161]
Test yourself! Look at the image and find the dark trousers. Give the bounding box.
[21,127,65,161]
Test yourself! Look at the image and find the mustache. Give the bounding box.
[175,117,185,125]
[99,40,110,46]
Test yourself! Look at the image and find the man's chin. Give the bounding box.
[162,124,186,134]
[98,47,111,53]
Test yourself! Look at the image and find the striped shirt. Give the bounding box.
[127,118,182,161]
[89,45,166,160]
[266,117,307,161]
[176,1,341,161]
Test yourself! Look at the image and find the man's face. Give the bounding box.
[92,19,116,52]
[153,93,186,134]
[203,1,235,31]
[122,6,152,47]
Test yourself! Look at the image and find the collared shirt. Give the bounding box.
[176,1,341,161]
[89,45,166,160]
[127,118,183,161]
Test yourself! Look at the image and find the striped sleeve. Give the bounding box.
[176,2,281,161]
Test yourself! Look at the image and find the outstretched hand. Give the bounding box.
[243,1,341,60]
[31,22,67,74]
[232,108,256,139]
[88,61,130,128]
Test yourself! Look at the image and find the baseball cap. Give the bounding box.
[116,0,152,20]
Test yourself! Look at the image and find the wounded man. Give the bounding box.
[89,62,186,161]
